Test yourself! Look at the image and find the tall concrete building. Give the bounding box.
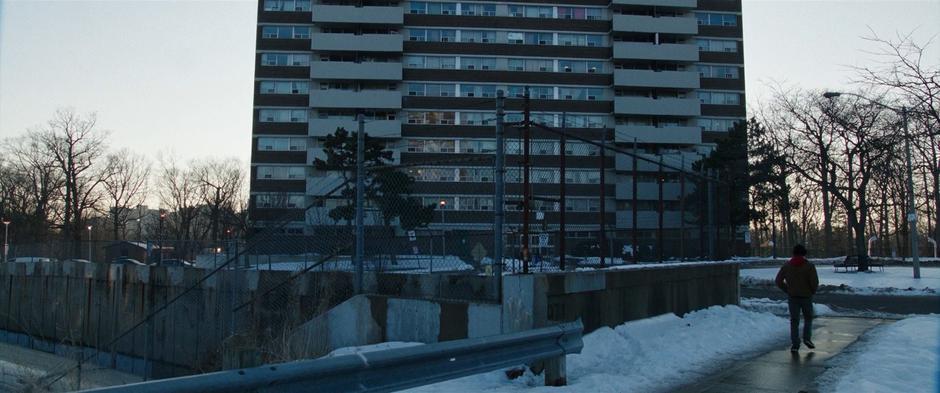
[250,0,745,258]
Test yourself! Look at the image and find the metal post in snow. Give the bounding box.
[356,114,365,292]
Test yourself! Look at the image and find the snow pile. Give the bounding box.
[741,297,834,316]
[819,315,939,393]
[407,305,787,392]
[323,341,424,358]
[740,266,939,296]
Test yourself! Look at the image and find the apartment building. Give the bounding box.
[250,0,746,258]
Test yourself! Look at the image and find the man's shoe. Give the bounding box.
[790,344,799,351]
[803,340,815,349]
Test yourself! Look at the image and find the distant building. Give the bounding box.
[250,0,746,257]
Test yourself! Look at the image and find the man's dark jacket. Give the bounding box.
[775,256,819,297]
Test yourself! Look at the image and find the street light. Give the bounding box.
[824,91,921,278]
[2,219,10,262]
[86,225,93,262]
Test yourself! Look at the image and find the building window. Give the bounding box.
[697,118,740,132]
[259,109,308,123]
[259,80,310,94]
[697,91,740,105]
[258,137,307,151]
[697,65,740,79]
[695,12,737,26]
[696,39,738,52]
[260,53,310,66]
[256,166,306,180]
[261,26,311,39]
[460,3,495,16]
[263,0,311,12]
[256,193,306,208]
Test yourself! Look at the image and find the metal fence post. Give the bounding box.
[355,113,365,293]
[495,90,505,275]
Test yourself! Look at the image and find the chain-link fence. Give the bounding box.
[1,101,750,390]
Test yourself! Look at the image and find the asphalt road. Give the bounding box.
[741,287,940,315]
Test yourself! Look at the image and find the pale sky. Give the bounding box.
[0,0,938,162]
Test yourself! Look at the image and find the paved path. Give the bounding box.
[670,316,889,393]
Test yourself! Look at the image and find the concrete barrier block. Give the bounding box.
[467,303,501,338]
[564,271,606,294]
[386,298,440,343]
[501,275,534,333]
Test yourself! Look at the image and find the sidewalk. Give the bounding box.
[669,316,890,393]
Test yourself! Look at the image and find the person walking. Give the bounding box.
[775,244,819,351]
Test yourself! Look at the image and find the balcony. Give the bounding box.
[615,152,702,172]
[613,15,698,35]
[614,125,701,144]
[613,42,699,62]
[311,5,403,24]
[310,61,402,80]
[612,0,696,8]
[309,118,402,138]
[615,211,684,229]
[615,97,701,116]
[310,33,403,52]
[309,90,402,109]
[614,69,699,89]
[615,182,682,200]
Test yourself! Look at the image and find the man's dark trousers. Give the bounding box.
[788,296,813,346]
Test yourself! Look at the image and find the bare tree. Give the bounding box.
[1,136,64,243]
[102,150,150,240]
[31,109,110,256]
[856,31,940,246]
[192,158,246,244]
[156,154,200,242]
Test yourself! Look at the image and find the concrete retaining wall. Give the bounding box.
[502,262,740,334]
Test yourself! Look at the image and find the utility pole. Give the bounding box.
[658,157,664,263]
[494,90,505,275]
[522,87,531,274]
[632,138,638,263]
[355,113,365,292]
[599,134,606,268]
[679,156,686,260]
[559,112,567,270]
[902,107,921,278]
[707,169,716,260]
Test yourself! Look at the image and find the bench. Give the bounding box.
[834,255,884,272]
[833,256,858,272]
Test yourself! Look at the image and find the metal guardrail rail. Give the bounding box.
[78,320,584,393]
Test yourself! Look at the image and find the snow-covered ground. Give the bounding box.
[741,266,939,296]
[243,255,475,273]
[817,315,939,393]
[398,305,786,393]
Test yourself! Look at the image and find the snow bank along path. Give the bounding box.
[820,315,939,393]
[404,305,787,393]
[741,266,939,296]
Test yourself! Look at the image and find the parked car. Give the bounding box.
[62,259,92,264]
[8,257,57,263]
[161,259,194,267]
[111,258,146,266]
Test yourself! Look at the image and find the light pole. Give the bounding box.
[439,199,447,267]
[158,210,166,265]
[824,91,921,278]
[86,225,93,262]
[2,219,10,262]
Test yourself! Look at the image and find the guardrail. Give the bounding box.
[78,320,584,393]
